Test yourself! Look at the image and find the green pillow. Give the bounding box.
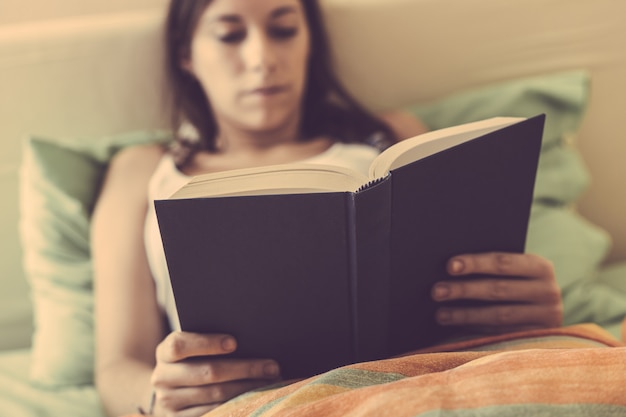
[409,70,592,205]
[19,130,171,387]
[19,70,613,387]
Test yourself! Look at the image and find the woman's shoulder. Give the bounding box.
[377,110,429,141]
[101,143,168,202]
[109,143,166,170]
[92,143,170,242]
[108,143,166,179]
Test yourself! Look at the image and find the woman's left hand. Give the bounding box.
[431,252,563,333]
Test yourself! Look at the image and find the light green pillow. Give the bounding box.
[19,130,171,387]
[18,70,613,387]
[409,70,592,205]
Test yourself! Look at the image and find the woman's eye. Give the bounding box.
[217,31,246,44]
[269,26,298,40]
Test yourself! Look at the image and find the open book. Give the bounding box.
[155,115,545,378]
[169,117,531,199]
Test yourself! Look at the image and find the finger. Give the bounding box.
[153,358,281,388]
[156,332,237,363]
[156,379,277,412]
[448,252,554,281]
[432,278,561,303]
[436,303,562,328]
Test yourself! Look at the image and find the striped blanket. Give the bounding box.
[120,324,626,417]
[206,324,626,417]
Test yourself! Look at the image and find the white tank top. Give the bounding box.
[144,142,380,331]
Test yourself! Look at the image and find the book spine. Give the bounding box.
[356,173,391,193]
[353,177,392,362]
[345,192,360,361]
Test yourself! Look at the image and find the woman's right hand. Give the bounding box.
[151,332,281,417]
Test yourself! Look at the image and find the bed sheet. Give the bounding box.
[0,349,105,417]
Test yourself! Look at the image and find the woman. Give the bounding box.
[91,0,563,416]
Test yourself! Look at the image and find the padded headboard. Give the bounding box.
[319,0,626,264]
[0,9,169,350]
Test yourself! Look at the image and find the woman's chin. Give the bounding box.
[239,113,299,136]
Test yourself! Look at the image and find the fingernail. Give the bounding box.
[221,337,236,352]
[264,362,280,377]
[450,259,464,274]
[437,309,452,325]
[433,284,450,300]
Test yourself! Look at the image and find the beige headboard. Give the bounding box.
[319,0,626,264]
[1,0,625,350]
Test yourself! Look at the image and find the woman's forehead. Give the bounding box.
[201,0,304,21]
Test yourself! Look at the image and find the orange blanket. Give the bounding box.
[123,324,626,417]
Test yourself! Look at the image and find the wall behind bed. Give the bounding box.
[0,0,168,25]
[0,1,168,351]
[320,0,626,263]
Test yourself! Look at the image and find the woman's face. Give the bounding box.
[184,0,311,136]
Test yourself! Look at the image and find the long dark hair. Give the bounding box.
[164,0,396,167]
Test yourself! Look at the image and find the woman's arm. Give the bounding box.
[378,110,429,141]
[92,144,167,416]
[92,145,281,417]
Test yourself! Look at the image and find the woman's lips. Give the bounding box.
[248,85,288,96]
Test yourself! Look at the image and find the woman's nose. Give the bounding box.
[243,30,278,75]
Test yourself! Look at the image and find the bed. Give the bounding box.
[1,0,625,416]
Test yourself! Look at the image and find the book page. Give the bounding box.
[169,163,370,199]
[369,117,524,179]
